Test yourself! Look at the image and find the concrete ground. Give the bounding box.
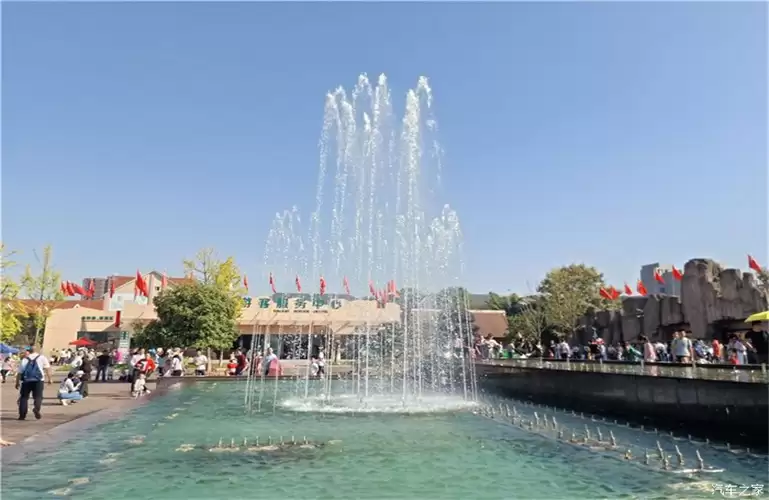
[0,380,155,446]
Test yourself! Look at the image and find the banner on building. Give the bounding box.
[108,292,148,311]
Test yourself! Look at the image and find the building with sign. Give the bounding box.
[39,272,400,355]
[38,271,189,353]
[38,272,508,359]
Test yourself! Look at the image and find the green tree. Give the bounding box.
[183,248,245,316]
[183,248,243,291]
[486,292,525,316]
[131,320,167,350]
[139,282,240,352]
[507,296,548,346]
[0,244,23,342]
[537,264,611,336]
[20,245,64,347]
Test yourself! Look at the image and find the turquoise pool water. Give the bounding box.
[2,380,766,499]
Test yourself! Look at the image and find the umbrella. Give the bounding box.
[745,311,769,323]
[69,338,96,347]
[0,343,19,354]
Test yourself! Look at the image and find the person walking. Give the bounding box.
[96,350,111,382]
[79,352,93,397]
[15,346,53,420]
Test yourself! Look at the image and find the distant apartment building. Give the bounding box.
[81,276,122,300]
[640,263,682,296]
[81,277,110,299]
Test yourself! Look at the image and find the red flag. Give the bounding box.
[268,273,276,294]
[109,279,115,299]
[161,272,168,289]
[72,283,87,296]
[319,276,327,296]
[244,274,250,292]
[624,282,633,296]
[637,280,648,296]
[609,286,620,300]
[115,310,122,328]
[369,280,376,297]
[672,266,683,281]
[60,282,67,295]
[654,268,665,284]
[599,287,612,300]
[388,280,400,297]
[66,281,75,297]
[295,275,302,293]
[343,276,350,295]
[748,255,762,273]
[381,288,389,305]
[136,270,150,297]
[135,270,148,297]
[88,278,96,298]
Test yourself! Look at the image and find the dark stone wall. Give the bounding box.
[475,364,768,449]
[579,259,768,342]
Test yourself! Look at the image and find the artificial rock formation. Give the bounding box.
[578,258,768,342]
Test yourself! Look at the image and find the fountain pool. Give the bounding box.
[3,380,766,499]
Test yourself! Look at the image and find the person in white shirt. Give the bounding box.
[193,351,208,376]
[263,347,278,376]
[131,373,151,398]
[128,348,146,394]
[70,351,83,370]
[58,371,83,406]
[170,349,184,376]
[15,346,53,420]
[316,346,326,377]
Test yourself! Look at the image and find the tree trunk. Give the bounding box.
[33,326,41,350]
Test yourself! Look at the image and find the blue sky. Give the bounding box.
[3,2,767,295]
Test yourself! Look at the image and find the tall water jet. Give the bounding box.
[249,74,476,414]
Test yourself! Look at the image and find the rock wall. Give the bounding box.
[578,258,768,342]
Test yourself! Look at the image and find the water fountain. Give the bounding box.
[246,74,477,414]
[5,75,767,500]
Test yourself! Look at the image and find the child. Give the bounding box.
[227,356,238,376]
[131,373,152,398]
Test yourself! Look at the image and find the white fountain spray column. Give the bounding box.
[257,74,477,414]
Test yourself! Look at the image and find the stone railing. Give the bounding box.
[476,358,769,384]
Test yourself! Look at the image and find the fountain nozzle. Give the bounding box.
[674,445,684,467]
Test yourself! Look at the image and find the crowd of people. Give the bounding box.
[475,322,769,366]
[6,322,765,422]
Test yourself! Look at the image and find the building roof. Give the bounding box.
[410,307,509,339]
[111,275,135,289]
[112,272,192,289]
[11,299,104,313]
[471,310,509,339]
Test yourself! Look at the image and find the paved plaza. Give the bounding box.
[0,380,155,446]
